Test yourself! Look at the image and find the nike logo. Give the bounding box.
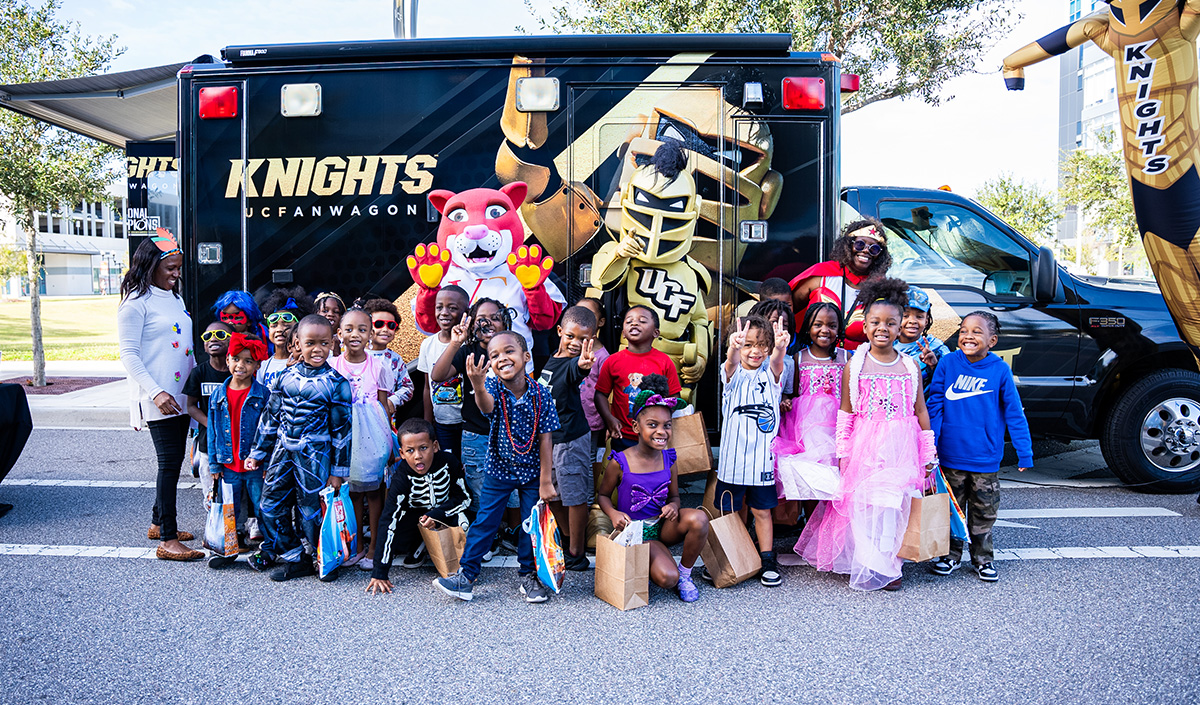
[944,387,994,401]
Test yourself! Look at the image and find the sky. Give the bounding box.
[55,0,1068,196]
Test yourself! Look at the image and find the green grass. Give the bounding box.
[0,296,120,361]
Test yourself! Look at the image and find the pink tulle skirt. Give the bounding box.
[774,392,839,501]
[794,417,922,591]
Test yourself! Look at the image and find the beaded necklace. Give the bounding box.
[499,375,540,456]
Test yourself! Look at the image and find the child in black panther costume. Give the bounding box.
[245,314,353,583]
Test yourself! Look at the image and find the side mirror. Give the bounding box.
[1033,246,1058,303]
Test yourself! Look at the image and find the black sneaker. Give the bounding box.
[207,555,236,570]
[975,562,999,582]
[270,559,315,582]
[402,543,426,569]
[500,527,519,554]
[929,557,961,576]
[564,550,591,571]
[519,574,549,603]
[700,566,715,584]
[246,551,274,572]
[318,565,339,582]
[759,551,782,587]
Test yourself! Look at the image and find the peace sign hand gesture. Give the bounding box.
[464,352,488,388]
[578,337,596,371]
[450,314,472,345]
[729,318,749,352]
[918,337,938,368]
[772,316,790,353]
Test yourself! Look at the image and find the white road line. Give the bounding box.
[0,545,572,568]
[999,507,1180,519]
[2,479,202,489]
[994,546,1200,560]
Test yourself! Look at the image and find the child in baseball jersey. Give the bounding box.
[714,313,790,588]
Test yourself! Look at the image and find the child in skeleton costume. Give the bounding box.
[794,278,937,592]
[1003,0,1200,357]
[366,419,471,594]
[589,141,712,402]
[246,315,353,582]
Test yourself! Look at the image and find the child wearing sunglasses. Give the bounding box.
[255,287,314,388]
[184,321,233,512]
[213,290,267,342]
[362,298,414,419]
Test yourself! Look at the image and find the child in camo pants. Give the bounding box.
[926,311,1033,583]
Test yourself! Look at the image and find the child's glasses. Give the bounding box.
[219,311,248,325]
[852,239,883,257]
[373,320,399,330]
[201,330,232,342]
[268,311,298,325]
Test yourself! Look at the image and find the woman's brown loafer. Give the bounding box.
[156,545,204,561]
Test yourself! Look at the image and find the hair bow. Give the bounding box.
[151,227,182,260]
[629,482,670,514]
[282,297,299,311]
[228,333,269,362]
[628,390,687,418]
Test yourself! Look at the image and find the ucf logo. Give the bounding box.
[634,268,695,322]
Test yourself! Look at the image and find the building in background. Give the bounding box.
[0,180,127,297]
[1056,0,1149,277]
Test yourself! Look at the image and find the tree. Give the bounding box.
[974,173,1060,248]
[0,244,27,283]
[525,0,1018,113]
[0,0,122,385]
[1059,131,1138,250]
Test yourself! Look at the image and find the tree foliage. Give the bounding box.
[0,243,28,282]
[974,173,1059,248]
[525,0,1019,113]
[1059,131,1138,249]
[0,0,123,382]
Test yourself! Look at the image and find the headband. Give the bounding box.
[151,227,181,260]
[628,390,687,419]
[228,333,269,362]
[315,291,344,308]
[849,224,884,243]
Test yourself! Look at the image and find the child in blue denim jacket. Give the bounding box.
[206,333,270,569]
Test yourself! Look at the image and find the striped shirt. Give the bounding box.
[718,363,782,486]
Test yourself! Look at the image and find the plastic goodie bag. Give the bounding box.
[203,479,240,557]
[525,500,565,593]
[317,485,358,579]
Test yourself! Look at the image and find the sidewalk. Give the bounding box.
[1,360,128,429]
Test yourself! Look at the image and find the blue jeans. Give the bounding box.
[460,431,487,518]
[459,473,539,582]
[219,469,264,531]
[434,422,462,458]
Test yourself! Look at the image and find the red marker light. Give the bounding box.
[782,77,826,111]
[199,86,238,119]
[840,73,861,92]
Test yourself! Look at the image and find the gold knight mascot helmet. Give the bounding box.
[1003,0,1200,359]
[590,140,713,401]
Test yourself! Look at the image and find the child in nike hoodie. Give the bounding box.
[926,310,1032,583]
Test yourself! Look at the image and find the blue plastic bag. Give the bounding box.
[317,484,357,579]
[933,465,970,546]
[525,500,565,593]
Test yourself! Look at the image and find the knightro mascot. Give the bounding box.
[406,181,565,356]
[590,140,712,402]
[1003,0,1200,358]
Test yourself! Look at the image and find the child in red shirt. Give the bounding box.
[594,305,682,451]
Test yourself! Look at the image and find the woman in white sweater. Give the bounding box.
[117,232,199,561]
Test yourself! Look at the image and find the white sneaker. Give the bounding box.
[246,517,263,541]
[358,557,374,571]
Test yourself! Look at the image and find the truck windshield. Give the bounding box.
[879,201,1033,298]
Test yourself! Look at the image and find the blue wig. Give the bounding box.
[212,290,264,325]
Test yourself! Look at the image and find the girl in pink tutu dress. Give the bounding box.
[773,301,847,503]
[794,278,937,591]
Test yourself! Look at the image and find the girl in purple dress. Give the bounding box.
[597,375,710,602]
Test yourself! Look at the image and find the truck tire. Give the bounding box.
[1101,369,1200,493]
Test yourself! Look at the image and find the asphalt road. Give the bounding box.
[1,429,1198,704]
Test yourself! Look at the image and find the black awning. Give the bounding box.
[0,63,185,148]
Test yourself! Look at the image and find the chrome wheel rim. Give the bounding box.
[1141,398,1200,473]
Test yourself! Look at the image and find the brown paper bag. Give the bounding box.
[700,470,719,517]
[586,504,613,550]
[897,492,950,563]
[594,530,650,611]
[418,521,466,578]
[699,493,762,588]
[669,412,713,476]
[772,500,801,526]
